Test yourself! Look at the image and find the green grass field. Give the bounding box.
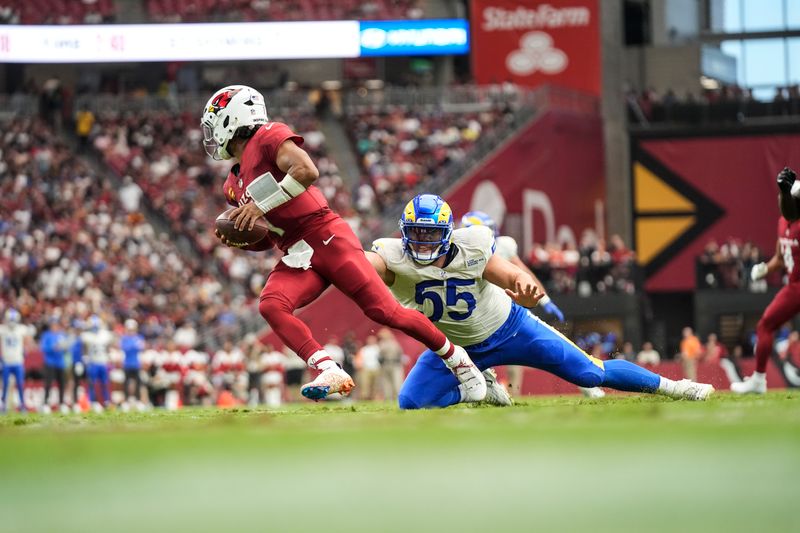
[0,392,798,532]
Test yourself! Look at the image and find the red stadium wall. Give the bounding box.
[262,109,606,364]
[631,133,800,291]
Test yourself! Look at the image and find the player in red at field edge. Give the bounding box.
[733,167,800,394]
[200,85,486,401]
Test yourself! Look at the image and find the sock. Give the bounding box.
[307,351,337,371]
[751,371,766,381]
[601,360,661,392]
[434,340,455,359]
[443,349,465,369]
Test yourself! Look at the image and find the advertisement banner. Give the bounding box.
[631,133,800,291]
[0,19,469,63]
[470,0,600,94]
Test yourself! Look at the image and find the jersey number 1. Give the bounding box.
[415,279,476,322]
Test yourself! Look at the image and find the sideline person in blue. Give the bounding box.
[40,317,69,412]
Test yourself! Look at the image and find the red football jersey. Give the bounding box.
[222,122,336,251]
[778,217,800,283]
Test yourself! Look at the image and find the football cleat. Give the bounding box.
[301,366,355,401]
[445,346,487,402]
[579,387,606,399]
[482,369,513,406]
[730,373,767,395]
[667,379,715,401]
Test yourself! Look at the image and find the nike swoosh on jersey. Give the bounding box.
[323,234,335,245]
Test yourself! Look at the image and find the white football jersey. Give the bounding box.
[81,329,114,364]
[372,226,511,347]
[0,323,35,365]
[495,235,519,261]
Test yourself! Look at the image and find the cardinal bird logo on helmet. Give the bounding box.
[208,89,239,113]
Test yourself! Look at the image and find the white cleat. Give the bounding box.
[482,369,513,406]
[731,373,767,395]
[668,379,715,401]
[41,405,52,415]
[444,346,487,402]
[301,366,355,401]
[580,387,606,399]
[91,402,104,414]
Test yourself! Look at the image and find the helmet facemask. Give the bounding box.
[401,222,453,264]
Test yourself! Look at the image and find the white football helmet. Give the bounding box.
[200,85,268,161]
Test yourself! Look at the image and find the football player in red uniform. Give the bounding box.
[733,167,800,394]
[201,85,486,401]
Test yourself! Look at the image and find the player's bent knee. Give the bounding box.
[573,370,603,388]
[398,393,421,410]
[363,301,398,326]
[258,295,291,323]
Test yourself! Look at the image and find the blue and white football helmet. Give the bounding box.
[5,309,20,323]
[87,315,103,332]
[461,210,498,236]
[399,194,454,264]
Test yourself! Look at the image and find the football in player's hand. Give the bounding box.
[215,208,269,247]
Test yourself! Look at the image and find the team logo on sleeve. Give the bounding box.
[228,187,236,201]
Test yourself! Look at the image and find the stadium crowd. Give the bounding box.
[695,237,778,291]
[627,84,800,124]
[349,107,511,214]
[0,116,257,370]
[526,231,639,295]
[0,0,422,25]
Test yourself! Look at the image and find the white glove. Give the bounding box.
[750,262,768,281]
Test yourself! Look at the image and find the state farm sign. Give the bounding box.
[471,0,600,95]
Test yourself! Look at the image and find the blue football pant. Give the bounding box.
[2,364,26,408]
[399,313,661,409]
[87,364,111,404]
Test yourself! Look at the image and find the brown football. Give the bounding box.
[215,208,269,247]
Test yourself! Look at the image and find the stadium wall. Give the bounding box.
[629,127,800,292]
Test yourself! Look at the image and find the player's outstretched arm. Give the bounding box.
[777,167,799,221]
[751,239,784,281]
[483,255,544,308]
[508,254,564,321]
[364,251,396,286]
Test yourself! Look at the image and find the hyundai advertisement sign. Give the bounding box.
[359,19,470,57]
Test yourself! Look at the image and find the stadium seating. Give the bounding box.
[88,106,352,287]
[348,107,509,214]
[0,116,253,355]
[145,0,421,23]
[8,0,115,24]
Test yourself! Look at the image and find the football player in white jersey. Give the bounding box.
[460,211,605,399]
[81,315,115,412]
[0,309,35,412]
[366,194,714,409]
